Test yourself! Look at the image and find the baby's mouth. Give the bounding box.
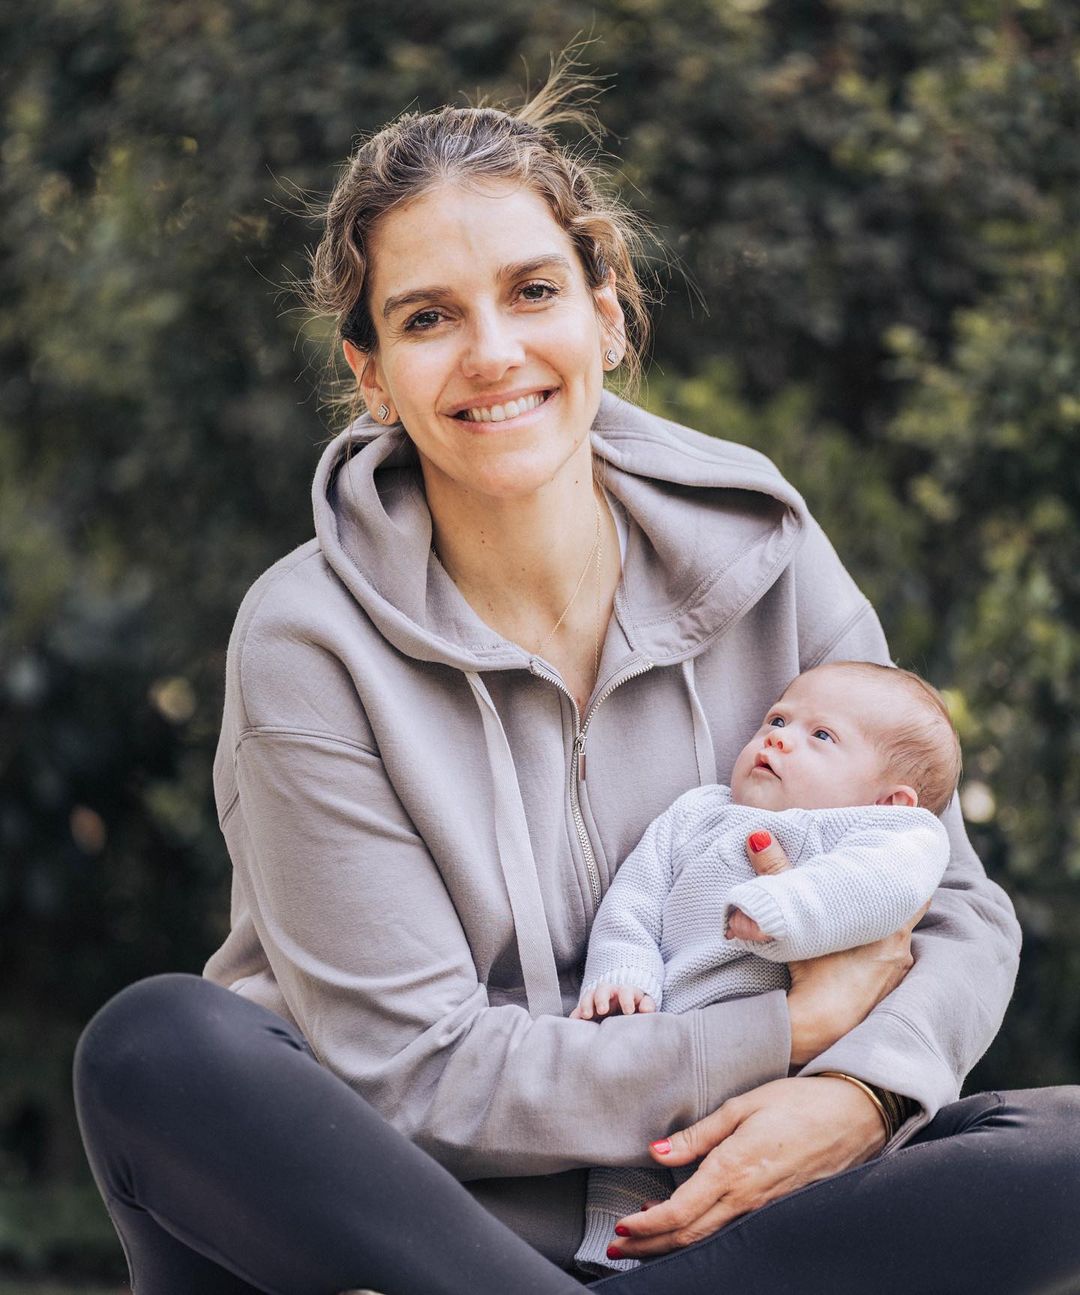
[753,754,780,779]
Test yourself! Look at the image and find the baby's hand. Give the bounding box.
[571,983,658,1020]
[725,907,772,943]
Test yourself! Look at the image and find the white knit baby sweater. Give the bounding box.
[575,784,949,1275]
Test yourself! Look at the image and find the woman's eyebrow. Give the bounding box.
[381,255,574,321]
[497,253,574,280]
[382,286,454,321]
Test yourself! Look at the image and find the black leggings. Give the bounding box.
[73,974,1080,1295]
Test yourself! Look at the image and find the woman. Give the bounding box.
[73,73,1080,1294]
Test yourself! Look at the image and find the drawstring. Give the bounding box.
[465,672,564,1019]
[682,658,717,787]
[462,660,710,1014]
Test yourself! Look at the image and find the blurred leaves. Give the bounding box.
[2,0,1080,1274]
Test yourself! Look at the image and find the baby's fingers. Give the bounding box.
[572,990,596,1020]
[725,907,771,943]
[617,986,641,1015]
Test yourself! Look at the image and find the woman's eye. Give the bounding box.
[813,729,835,743]
[404,309,444,332]
[519,281,558,303]
[768,716,785,728]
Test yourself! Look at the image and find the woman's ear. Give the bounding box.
[342,340,395,424]
[594,268,627,366]
[876,785,919,808]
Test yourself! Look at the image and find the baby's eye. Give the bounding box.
[812,729,835,743]
[768,716,786,728]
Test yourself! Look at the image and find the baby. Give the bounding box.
[571,660,962,1275]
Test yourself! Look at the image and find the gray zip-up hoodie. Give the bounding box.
[204,391,1020,1267]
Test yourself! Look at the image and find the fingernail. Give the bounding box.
[607,1245,624,1260]
[650,1138,671,1154]
[614,1225,631,1237]
[749,830,772,853]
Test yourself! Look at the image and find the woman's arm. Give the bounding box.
[669,548,1021,1235]
[793,520,1021,1121]
[802,793,1020,1123]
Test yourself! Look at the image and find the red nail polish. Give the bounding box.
[607,1245,624,1260]
[749,830,772,854]
[650,1138,671,1154]
[614,1225,631,1237]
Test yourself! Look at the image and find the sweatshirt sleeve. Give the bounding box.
[791,524,1022,1137]
[224,724,790,1181]
[579,797,681,1008]
[724,813,950,962]
[801,794,1020,1143]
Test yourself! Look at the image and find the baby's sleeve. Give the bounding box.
[578,792,696,1009]
[724,811,950,962]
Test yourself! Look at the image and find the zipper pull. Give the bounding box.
[574,732,587,782]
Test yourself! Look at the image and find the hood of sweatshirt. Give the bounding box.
[313,390,810,672]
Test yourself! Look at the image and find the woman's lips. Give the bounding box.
[451,388,556,424]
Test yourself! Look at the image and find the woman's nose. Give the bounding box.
[461,310,525,380]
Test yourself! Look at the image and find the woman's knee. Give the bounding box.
[73,973,255,1122]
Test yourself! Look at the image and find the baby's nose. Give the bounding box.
[765,730,788,751]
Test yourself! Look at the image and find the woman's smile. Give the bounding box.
[449,386,558,426]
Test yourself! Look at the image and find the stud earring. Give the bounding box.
[604,348,619,368]
[377,403,390,422]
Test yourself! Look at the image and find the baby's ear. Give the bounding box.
[877,785,919,808]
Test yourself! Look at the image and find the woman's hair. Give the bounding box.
[303,57,653,425]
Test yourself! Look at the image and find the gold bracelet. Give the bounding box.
[815,1071,892,1139]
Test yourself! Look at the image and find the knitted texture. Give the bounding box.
[575,785,949,1274]
[579,786,949,1012]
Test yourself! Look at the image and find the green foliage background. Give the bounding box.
[2,0,1078,1278]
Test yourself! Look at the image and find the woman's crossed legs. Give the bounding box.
[74,974,1080,1295]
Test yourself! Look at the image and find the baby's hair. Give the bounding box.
[802,661,963,817]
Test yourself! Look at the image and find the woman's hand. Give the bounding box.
[607,1075,887,1260]
[746,830,926,1067]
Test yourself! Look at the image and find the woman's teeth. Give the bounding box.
[460,391,548,422]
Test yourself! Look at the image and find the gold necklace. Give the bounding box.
[433,494,606,680]
[535,493,603,680]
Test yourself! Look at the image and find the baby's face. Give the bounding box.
[730,669,894,812]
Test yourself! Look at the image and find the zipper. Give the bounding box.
[531,655,654,913]
[578,658,654,768]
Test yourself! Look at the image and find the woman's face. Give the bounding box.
[346,180,624,504]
